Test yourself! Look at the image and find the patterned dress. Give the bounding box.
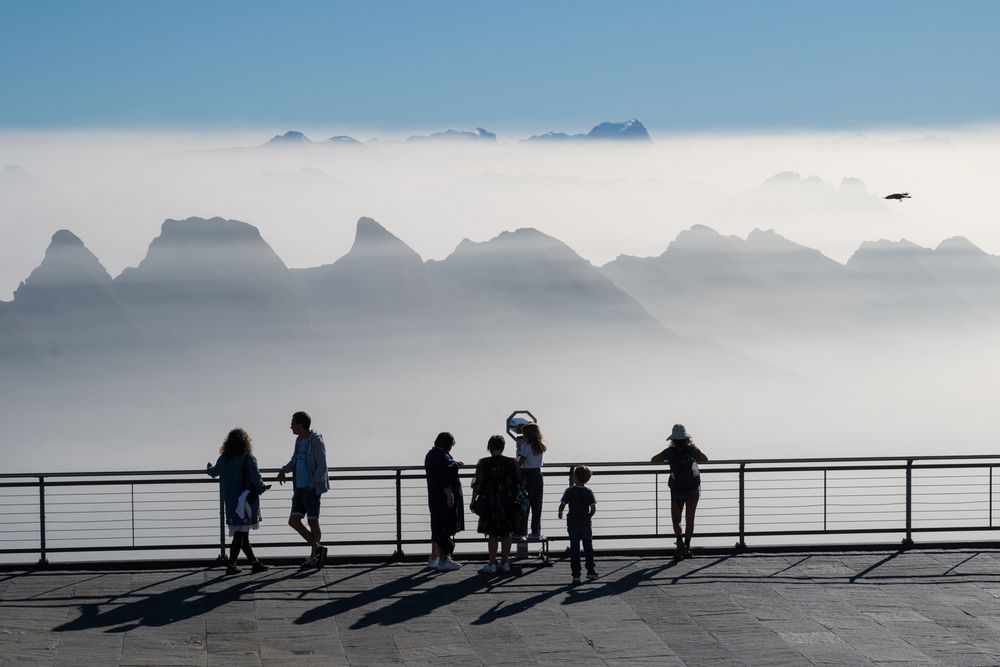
[472,454,519,538]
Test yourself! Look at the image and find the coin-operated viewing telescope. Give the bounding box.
[506,410,537,441]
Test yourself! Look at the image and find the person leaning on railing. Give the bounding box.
[650,424,708,560]
[207,428,270,576]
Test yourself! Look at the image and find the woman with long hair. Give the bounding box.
[470,435,521,574]
[207,428,269,575]
[650,424,708,559]
[517,422,547,539]
[424,432,464,572]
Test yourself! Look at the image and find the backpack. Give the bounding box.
[670,449,700,491]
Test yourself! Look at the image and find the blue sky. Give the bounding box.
[2,1,998,131]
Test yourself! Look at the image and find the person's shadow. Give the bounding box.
[54,569,299,633]
[348,573,495,629]
[560,559,682,606]
[295,569,443,626]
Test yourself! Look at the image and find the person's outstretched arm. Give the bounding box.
[206,458,221,477]
[247,454,265,493]
[650,450,668,464]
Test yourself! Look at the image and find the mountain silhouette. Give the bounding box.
[10,230,134,353]
[406,128,497,143]
[264,130,312,146]
[427,227,666,342]
[116,217,304,340]
[525,119,651,143]
[294,217,440,331]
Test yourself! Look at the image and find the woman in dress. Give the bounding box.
[424,431,464,572]
[650,424,708,559]
[470,435,521,574]
[517,423,547,539]
[207,428,269,575]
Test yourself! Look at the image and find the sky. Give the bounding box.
[2,1,999,131]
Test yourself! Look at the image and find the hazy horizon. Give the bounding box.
[5,124,1000,303]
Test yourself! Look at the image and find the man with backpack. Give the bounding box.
[651,424,709,560]
[277,411,331,568]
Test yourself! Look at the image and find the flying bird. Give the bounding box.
[884,192,911,202]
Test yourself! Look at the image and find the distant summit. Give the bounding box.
[326,135,361,144]
[586,119,650,141]
[265,130,312,146]
[406,128,497,143]
[13,230,116,312]
[525,119,651,143]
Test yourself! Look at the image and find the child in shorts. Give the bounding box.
[558,465,598,583]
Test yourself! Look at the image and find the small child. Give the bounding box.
[558,465,597,583]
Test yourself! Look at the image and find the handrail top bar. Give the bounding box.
[2,453,1000,478]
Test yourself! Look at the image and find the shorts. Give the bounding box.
[670,486,701,504]
[290,487,322,519]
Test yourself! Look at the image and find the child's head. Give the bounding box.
[573,465,592,485]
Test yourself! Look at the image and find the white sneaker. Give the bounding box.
[427,557,439,569]
[479,563,497,575]
[437,558,462,572]
[499,560,511,573]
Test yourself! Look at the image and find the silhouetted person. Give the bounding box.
[207,428,269,575]
[471,435,521,574]
[425,431,464,571]
[558,465,598,583]
[277,411,330,568]
[651,424,708,559]
[517,423,548,539]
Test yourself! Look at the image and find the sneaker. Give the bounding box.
[316,545,329,569]
[586,570,599,580]
[499,560,511,574]
[527,532,544,540]
[571,575,581,584]
[251,560,268,574]
[437,558,462,572]
[225,565,240,576]
[299,555,317,569]
[479,563,498,575]
[427,557,440,569]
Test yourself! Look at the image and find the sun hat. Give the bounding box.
[667,424,691,441]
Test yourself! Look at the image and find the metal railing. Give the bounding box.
[2,455,1000,565]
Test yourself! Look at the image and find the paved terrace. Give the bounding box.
[5,549,1000,666]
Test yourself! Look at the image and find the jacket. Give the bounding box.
[207,452,265,526]
[281,431,331,494]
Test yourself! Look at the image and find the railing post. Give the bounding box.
[37,476,48,566]
[902,459,914,547]
[218,480,226,561]
[823,469,827,533]
[393,469,404,559]
[735,463,747,552]
[654,471,659,536]
[990,466,993,528]
[131,482,135,548]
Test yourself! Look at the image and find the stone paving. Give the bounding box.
[4,549,1000,665]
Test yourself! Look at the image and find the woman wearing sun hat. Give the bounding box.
[651,424,708,560]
